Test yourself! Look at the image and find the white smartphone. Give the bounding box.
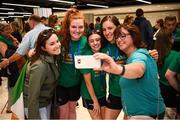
[74,55,101,69]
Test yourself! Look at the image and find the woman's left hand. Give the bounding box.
[149,49,159,61]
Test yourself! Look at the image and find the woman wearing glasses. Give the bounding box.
[23,29,60,119]
[56,8,88,119]
[94,24,165,120]
[100,16,159,119]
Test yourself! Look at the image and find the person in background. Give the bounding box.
[123,15,134,26]
[94,24,165,120]
[0,15,50,68]
[133,8,153,49]
[95,17,101,32]
[80,30,106,119]
[165,53,180,119]
[0,23,19,113]
[154,28,179,119]
[21,22,31,37]
[10,21,22,43]
[48,15,61,31]
[87,23,95,35]
[153,19,164,33]
[152,19,164,48]
[24,29,60,119]
[41,16,48,26]
[164,16,180,51]
[56,8,88,119]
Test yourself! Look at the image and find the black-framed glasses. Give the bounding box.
[115,33,130,40]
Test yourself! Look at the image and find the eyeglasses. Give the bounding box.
[115,33,130,40]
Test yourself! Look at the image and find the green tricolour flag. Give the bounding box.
[10,61,29,120]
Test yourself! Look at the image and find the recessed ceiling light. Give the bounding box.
[0,8,14,11]
[2,3,40,8]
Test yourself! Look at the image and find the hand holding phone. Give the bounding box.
[74,55,101,69]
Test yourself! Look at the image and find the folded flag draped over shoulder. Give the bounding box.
[10,61,29,120]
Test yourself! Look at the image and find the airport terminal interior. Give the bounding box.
[0,0,180,119]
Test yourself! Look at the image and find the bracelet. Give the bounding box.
[119,65,125,76]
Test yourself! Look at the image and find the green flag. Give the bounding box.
[10,61,29,119]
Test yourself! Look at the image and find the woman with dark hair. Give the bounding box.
[56,8,88,119]
[100,15,126,119]
[23,29,60,119]
[94,24,165,120]
[80,30,106,119]
[155,28,179,119]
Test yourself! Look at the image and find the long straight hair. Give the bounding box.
[155,28,172,67]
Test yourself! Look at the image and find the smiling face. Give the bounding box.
[88,33,101,53]
[116,27,134,53]
[102,20,116,43]
[69,19,84,41]
[42,34,61,56]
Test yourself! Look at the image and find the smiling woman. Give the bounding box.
[94,24,166,119]
[56,8,88,119]
[23,29,60,119]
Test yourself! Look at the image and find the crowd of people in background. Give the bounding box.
[0,7,180,120]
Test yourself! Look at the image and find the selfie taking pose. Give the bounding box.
[94,24,165,120]
[80,30,106,119]
[56,8,88,119]
[24,29,60,119]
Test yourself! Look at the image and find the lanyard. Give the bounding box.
[69,40,81,64]
[107,44,119,61]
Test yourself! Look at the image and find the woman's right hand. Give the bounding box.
[93,53,122,75]
[92,101,101,116]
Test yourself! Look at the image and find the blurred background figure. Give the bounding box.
[164,16,180,51]
[41,16,48,26]
[95,17,101,32]
[0,23,19,113]
[21,22,31,37]
[10,21,22,43]
[133,8,153,49]
[123,15,134,26]
[153,18,164,33]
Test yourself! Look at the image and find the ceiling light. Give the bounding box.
[86,4,109,8]
[52,7,70,10]
[136,0,152,4]
[0,8,14,11]
[9,16,24,18]
[0,12,14,15]
[8,12,32,15]
[49,0,75,4]
[2,3,40,8]
[23,15,31,17]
